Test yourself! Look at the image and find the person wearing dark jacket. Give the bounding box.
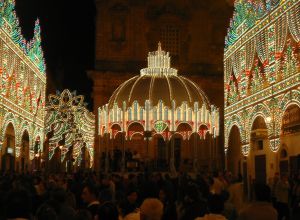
[81,184,100,218]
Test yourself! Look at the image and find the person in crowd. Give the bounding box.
[119,188,139,217]
[5,189,32,220]
[275,173,290,220]
[270,172,280,207]
[75,209,93,220]
[291,173,300,220]
[195,194,227,220]
[81,183,100,218]
[221,190,237,220]
[48,187,77,220]
[227,177,244,212]
[179,182,208,220]
[96,201,119,220]
[140,198,164,220]
[158,187,177,220]
[211,171,225,195]
[36,203,58,220]
[238,183,277,220]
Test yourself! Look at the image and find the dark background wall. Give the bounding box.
[14,0,96,108]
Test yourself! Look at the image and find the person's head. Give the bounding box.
[36,203,58,220]
[127,189,138,204]
[140,198,163,220]
[159,188,173,203]
[81,184,99,204]
[184,183,200,202]
[50,187,67,203]
[208,194,224,214]
[281,173,288,181]
[75,209,92,220]
[254,183,271,202]
[99,188,113,203]
[96,202,119,220]
[158,189,166,202]
[6,190,32,219]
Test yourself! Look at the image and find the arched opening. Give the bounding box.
[112,131,123,172]
[176,123,193,170]
[250,116,268,184]
[127,132,143,171]
[189,132,201,171]
[170,133,183,171]
[2,123,16,171]
[280,104,300,176]
[198,125,210,170]
[227,125,242,178]
[152,133,167,171]
[20,130,30,172]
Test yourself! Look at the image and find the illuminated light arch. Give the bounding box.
[169,131,185,140]
[279,90,300,116]
[225,113,245,148]
[175,122,193,132]
[113,130,124,140]
[279,101,300,128]
[129,131,144,140]
[127,122,145,138]
[0,112,17,141]
[248,103,272,133]
[187,131,201,141]
[153,132,167,141]
[110,123,122,139]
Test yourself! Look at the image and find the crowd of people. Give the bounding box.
[0,169,299,220]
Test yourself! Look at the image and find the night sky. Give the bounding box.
[14,0,96,110]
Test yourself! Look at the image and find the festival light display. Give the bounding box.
[224,0,300,155]
[99,43,220,172]
[45,90,95,168]
[0,0,46,166]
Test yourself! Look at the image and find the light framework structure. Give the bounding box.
[224,0,300,166]
[45,90,95,168]
[0,0,46,170]
[98,43,220,172]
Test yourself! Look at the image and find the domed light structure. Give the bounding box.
[98,43,219,173]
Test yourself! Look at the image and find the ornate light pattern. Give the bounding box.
[224,0,300,155]
[0,0,45,72]
[0,0,46,162]
[99,44,220,140]
[45,90,95,167]
[99,44,220,172]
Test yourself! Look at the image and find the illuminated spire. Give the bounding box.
[158,41,162,52]
[141,42,177,76]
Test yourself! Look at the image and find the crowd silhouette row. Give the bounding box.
[0,170,300,220]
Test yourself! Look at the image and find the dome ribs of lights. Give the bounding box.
[99,43,220,141]
[45,90,95,167]
[224,0,300,155]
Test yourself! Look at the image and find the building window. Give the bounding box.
[257,140,263,150]
[160,25,180,56]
